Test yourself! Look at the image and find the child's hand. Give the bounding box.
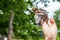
[42,18,57,40]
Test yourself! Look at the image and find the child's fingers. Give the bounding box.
[50,18,56,25]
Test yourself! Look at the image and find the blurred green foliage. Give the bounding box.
[54,10,60,30]
[57,0,60,2]
[0,0,41,40]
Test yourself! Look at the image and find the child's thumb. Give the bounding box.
[50,18,55,25]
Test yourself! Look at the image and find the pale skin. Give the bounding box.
[42,18,57,40]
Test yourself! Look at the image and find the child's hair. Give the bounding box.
[40,9,49,25]
[32,7,49,26]
[32,7,38,12]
